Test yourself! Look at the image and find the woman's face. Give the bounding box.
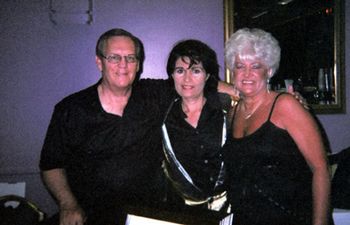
[172,57,208,101]
[232,55,270,97]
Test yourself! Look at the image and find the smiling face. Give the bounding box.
[233,55,270,97]
[96,36,139,90]
[172,57,208,101]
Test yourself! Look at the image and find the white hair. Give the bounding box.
[225,28,281,78]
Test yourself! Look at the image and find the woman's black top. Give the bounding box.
[162,93,226,203]
[223,93,313,225]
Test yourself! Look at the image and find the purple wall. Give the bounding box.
[0,0,224,215]
[0,0,349,216]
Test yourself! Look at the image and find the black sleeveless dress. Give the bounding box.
[223,93,313,225]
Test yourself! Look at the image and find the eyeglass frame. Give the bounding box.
[99,53,139,64]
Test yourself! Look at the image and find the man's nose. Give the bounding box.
[118,57,127,68]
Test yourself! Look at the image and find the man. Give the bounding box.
[40,28,172,225]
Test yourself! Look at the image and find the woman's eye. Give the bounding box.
[235,64,244,69]
[252,63,262,69]
[174,68,184,74]
[191,67,205,77]
[192,68,202,74]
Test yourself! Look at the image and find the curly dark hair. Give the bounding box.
[166,39,220,95]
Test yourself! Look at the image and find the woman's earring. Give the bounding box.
[267,78,271,93]
[206,74,210,81]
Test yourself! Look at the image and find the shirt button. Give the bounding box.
[200,145,204,149]
[210,177,214,182]
[195,131,199,135]
[204,159,208,164]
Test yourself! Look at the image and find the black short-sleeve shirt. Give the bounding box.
[40,79,175,213]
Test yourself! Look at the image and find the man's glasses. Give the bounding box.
[100,54,138,64]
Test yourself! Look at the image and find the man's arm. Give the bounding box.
[42,168,86,225]
[218,81,239,99]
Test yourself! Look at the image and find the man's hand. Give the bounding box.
[59,204,86,225]
[217,81,240,106]
[42,169,87,225]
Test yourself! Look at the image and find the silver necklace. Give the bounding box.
[244,101,263,119]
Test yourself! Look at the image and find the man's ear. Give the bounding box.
[95,56,103,72]
[136,61,140,72]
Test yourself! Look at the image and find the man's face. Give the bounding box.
[96,36,139,90]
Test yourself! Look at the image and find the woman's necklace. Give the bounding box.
[243,100,263,120]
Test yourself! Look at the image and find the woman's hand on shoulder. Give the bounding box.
[285,84,309,109]
[288,90,309,110]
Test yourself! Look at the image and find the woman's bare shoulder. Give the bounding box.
[275,92,304,110]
